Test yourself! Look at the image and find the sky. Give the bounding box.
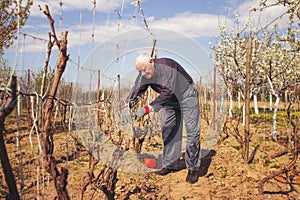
[2,0,291,87]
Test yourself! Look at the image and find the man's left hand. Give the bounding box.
[121,104,132,123]
[134,105,152,121]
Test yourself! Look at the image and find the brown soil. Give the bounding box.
[1,109,300,200]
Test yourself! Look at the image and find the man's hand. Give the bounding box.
[121,104,131,123]
[134,107,146,121]
[134,105,152,121]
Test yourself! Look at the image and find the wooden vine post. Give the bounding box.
[0,76,20,200]
[40,5,70,200]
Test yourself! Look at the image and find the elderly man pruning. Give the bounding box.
[121,53,201,184]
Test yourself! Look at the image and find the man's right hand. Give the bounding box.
[121,104,131,123]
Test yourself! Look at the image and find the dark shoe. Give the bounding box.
[186,170,199,184]
[155,168,177,176]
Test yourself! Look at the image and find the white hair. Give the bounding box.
[135,53,151,65]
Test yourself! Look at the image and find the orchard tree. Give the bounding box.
[259,0,300,22]
[213,22,245,118]
[256,27,299,139]
[0,0,32,56]
[254,0,300,139]
[212,2,299,159]
[213,18,263,123]
[214,19,268,161]
[0,58,12,83]
[215,0,299,145]
[31,68,53,94]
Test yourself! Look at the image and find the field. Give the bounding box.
[1,100,300,200]
[1,0,299,199]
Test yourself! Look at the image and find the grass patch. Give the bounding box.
[270,164,280,169]
[250,110,299,127]
[232,145,241,151]
[263,159,271,166]
[221,169,228,178]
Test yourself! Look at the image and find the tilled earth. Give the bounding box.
[1,116,300,200]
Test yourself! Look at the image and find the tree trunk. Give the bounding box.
[284,91,288,110]
[204,86,207,104]
[42,31,70,200]
[243,37,252,162]
[253,93,259,114]
[238,90,241,109]
[269,93,273,111]
[242,103,245,126]
[41,32,53,97]
[0,76,20,200]
[228,89,233,117]
[271,95,280,140]
[40,5,70,199]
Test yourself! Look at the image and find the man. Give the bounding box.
[121,53,201,184]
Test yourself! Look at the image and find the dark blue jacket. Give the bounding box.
[127,58,193,112]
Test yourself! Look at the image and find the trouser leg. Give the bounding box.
[161,106,182,170]
[182,85,201,171]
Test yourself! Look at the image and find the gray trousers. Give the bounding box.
[161,84,201,171]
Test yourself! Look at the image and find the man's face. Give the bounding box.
[135,61,155,79]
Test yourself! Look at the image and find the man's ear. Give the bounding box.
[149,59,154,63]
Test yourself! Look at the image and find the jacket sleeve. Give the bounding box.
[126,73,148,108]
[150,67,177,112]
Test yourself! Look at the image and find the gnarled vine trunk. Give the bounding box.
[40,4,70,200]
[0,76,19,200]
